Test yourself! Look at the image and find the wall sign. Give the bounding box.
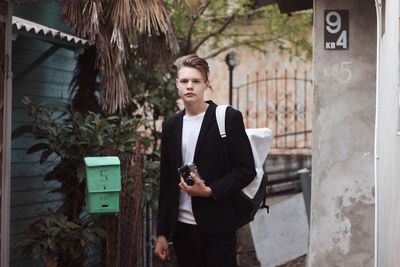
[324,10,349,50]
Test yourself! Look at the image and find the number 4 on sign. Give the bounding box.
[325,31,347,49]
[337,31,347,48]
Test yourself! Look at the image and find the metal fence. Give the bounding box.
[233,69,313,150]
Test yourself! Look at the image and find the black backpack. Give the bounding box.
[216,105,272,228]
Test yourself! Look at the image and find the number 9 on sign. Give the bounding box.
[326,11,341,34]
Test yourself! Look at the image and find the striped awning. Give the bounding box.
[12,15,87,45]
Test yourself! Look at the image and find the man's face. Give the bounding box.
[176,67,209,105]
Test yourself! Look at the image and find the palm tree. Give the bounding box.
[60,0,204,114]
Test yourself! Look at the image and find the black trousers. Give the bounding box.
[173,222,237,267]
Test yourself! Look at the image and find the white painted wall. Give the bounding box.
[375,0,400,265]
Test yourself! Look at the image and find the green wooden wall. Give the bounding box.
[11,2,77,265]
[13,1,72,33]
[9,2,106,265]
[11,35,76,266]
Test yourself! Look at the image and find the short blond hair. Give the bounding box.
[174,54,210,81]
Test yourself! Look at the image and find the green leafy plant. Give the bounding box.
[12,97,152,266]
[13,97,142,219]
[16,212,105,267]
[142,157,162,210]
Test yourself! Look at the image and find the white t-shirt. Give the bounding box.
[177,111,205,225]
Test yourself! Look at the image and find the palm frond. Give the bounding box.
[106,0,133,37]
[133,0,171,35]
[133,33,179,68]
[97,23,128,72]
[132,0,179,56]
[61,0,102,43]
[60,0,180,114]
[100,71,130,115]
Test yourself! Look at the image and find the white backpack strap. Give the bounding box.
[216,105,229,138]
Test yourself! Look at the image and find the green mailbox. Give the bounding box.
[84,156,121,214]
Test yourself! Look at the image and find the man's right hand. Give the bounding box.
[154,235,170,261]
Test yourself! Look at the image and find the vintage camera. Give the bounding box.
[178,162,202,186]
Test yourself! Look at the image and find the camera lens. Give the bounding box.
[185,176,194,186]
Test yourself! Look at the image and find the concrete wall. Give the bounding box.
[375,0,400,265]
[251,193,309,267]
[309,0,376,266]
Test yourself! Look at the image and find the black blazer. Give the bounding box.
[157,101,256,239]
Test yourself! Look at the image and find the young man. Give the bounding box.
[154,54,256,267]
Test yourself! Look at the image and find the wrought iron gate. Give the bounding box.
[233,69,313,150]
